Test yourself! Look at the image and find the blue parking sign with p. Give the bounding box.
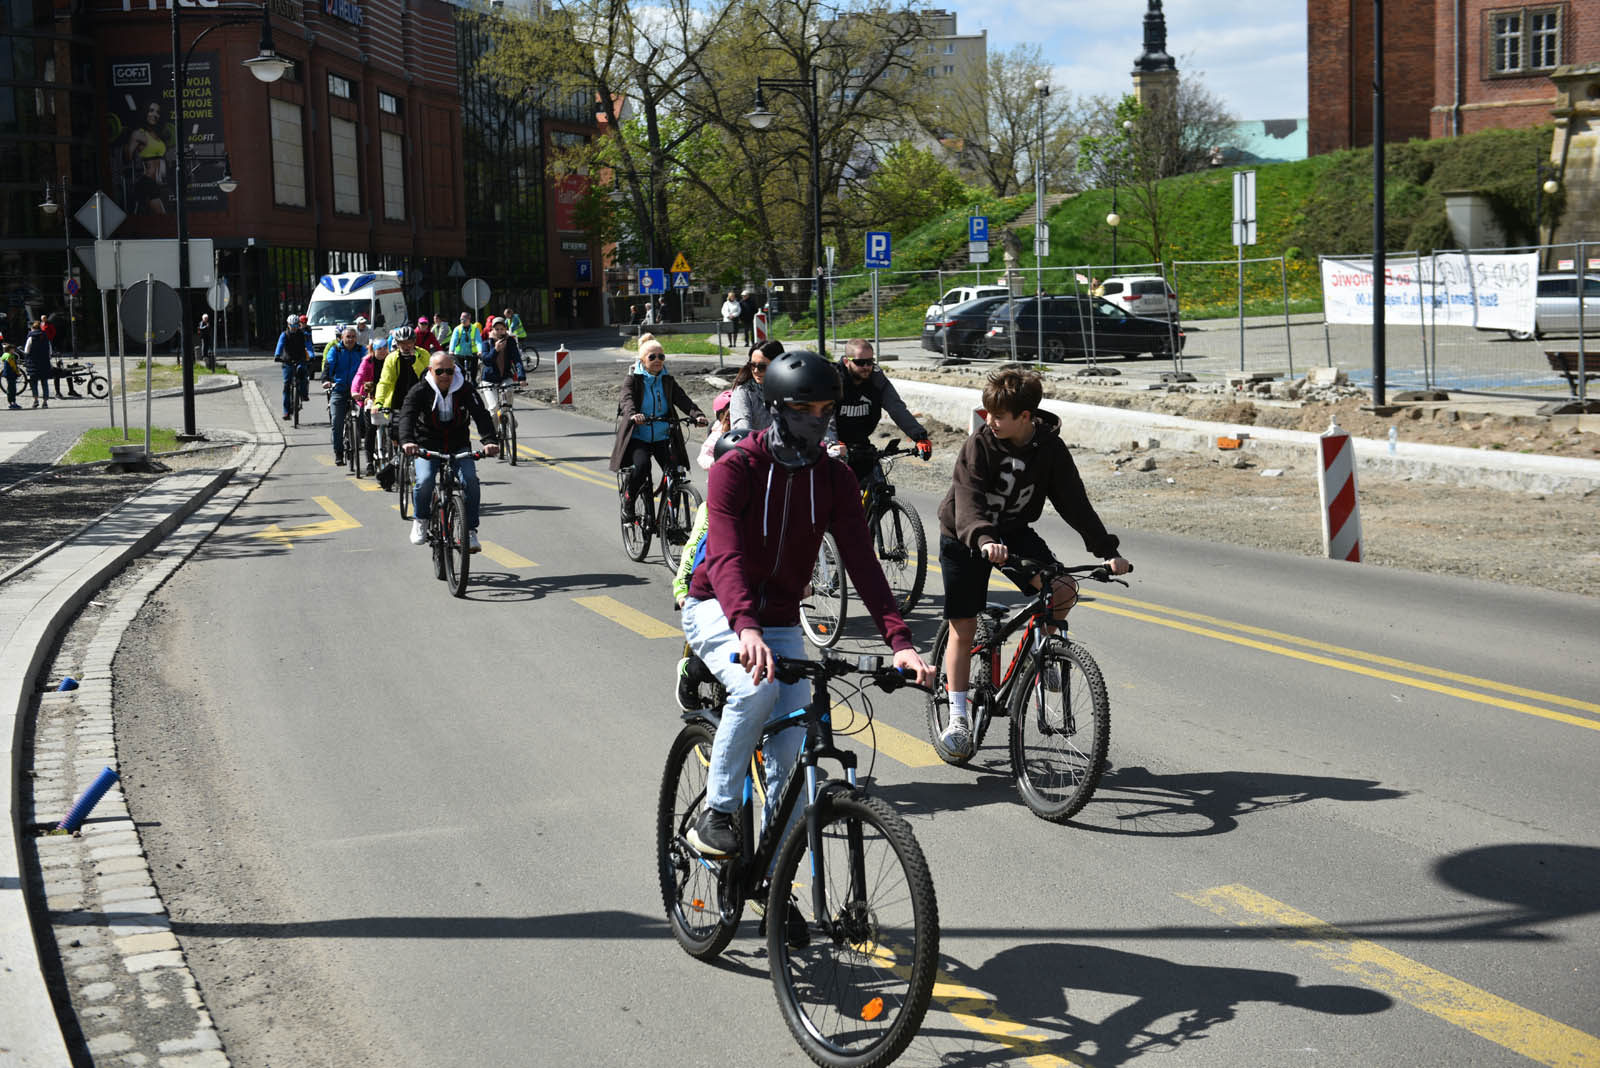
[865,231,892,269]
[639,268,665,294]
[969,216,988,243]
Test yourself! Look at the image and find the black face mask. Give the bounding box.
[767,405,830,468]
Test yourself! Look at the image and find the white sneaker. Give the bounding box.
[409,519,427,545]
[467,529,482,553]
[939,720,973,758]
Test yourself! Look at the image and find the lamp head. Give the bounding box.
[1542,178,1559,195]
[746,86,775,130]
[39,189,59,215]
[1106,212,1121,228]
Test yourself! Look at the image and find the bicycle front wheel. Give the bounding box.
[657,482,704,570]
[871,498,926,616]
[524,345,541,372]
[768,790,939,1068]
[925,620,996,766]
[799,534,848,649]
[398,454,414,520]
[1009,638,1110,823]
[506,412,518,466]
[346,413,360,476]
[657,722,741,960]
[619,471,652,561]
[87,374,110,400]
[445,488,471,597]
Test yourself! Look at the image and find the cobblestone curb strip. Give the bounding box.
[3,381,283,1066]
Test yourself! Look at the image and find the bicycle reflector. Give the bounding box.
[861,997,885,1022]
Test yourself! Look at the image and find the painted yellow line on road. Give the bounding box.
[832,703,943,769]
[573,595,680,639]
[1085,590,1600,717]
[1182,884,1600,1067]
[927,970,1090,1067]
[252,496,361,545]
[479,541,537,569]
[314,454,333,467]
[519,445,613,489]
[926,561,1597,729]
[354,482,384,492]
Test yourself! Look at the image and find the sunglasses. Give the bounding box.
[433,367,455,377]
[848,358,875,367]
[644,353,665,361]
[750,360,771,370]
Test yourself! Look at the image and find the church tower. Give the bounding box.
[1132,0,1179,115]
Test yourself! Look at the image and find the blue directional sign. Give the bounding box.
[672,271,692,289]
[638,268,665,294]
[968,216,989,243]
[575,258,592,282]
[865,231,892,269]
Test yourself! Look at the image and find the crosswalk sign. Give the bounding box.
[672,271,691,289]
[670,252,691,274]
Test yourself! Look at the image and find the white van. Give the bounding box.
[305,271,408,350]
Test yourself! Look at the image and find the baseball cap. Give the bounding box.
[713,389,733,414]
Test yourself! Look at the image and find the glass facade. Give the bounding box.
[0,0,101,349]
[454,10,593,327]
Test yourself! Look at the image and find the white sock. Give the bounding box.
[948,690,969,726]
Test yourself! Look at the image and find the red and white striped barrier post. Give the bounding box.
[1317,420,1362,562]
[554,343,573,406]
[970,407,987,435]
[753,306,769,343]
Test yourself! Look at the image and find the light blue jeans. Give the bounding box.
[413,455,481,530]
[683,597,808,836]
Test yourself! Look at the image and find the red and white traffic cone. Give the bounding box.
[753,306,769,343]
[1317,420,1362,562]
[555,343,573,406]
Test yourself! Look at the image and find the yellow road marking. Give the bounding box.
[519,445,613,489]
[927,562,1596,729]
[355,482,384,492]
[1085,590,1600,717]
[479,541,537,569]
[573,595,680,639]
[927,971,1090,1067]
[1182,884,1600,1067]
[252,496,361,545]
[313,455,333,467]
[831,703,944,768]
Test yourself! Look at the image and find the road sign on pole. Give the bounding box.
[1034,222,1050,259]
[119,279,182,342]
[672,271,691,289]
[1232,170,1258,247]
[638,268,666,295]
[968,216,988,243]
[206,279,231,311]
[670,252,691,274]
[865,231,892,269]
[461,278,492,310]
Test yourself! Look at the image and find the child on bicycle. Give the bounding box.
[936,368,1131,757]
[681,351,932,857]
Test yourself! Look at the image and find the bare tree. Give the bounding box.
[931,43,1081,196]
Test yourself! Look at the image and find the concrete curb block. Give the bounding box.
[2,380,283,1066]
[892,379,1600,496]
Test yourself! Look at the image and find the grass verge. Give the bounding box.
[117,361,231,395]
[60,427,180,464]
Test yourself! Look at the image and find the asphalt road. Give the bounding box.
[113,362,1600,1068]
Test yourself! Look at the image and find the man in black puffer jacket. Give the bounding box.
[399,351,499,552]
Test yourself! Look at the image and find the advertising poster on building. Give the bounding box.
[553,173,588,234]
[1320,252,1537,333]
[106,52,229,215]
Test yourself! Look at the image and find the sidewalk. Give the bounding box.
[0,378,283,1065]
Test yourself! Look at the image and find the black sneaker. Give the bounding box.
[675,657,702,712]
[687,808,737,857]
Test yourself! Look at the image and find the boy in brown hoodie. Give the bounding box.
[934,368,1131,756]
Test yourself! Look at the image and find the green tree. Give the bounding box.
[842,142,972,238]
[930,43,1082,196]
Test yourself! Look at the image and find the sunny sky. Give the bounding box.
[958,0,1310,120]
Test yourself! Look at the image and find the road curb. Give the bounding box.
[1,380,283,1065]
[892,379,1600,496]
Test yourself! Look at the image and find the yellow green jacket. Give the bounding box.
[374,347,429,410]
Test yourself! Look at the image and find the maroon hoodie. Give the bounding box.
[688,429,914,653]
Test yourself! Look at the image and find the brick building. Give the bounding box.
[1308,0,1597,153]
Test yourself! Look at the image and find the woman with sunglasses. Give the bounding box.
[607,339,708,506]
[727,339,784,434]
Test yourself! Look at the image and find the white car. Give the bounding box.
[1097,275,1178,319]
[1507,273,1600,341]
[925,284,1009,321]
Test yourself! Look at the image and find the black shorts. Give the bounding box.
[938,527,1058,619]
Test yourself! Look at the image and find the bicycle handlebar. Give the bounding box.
[727,651,930,694]
[413,447,489,462]
[1011,557,1133,585]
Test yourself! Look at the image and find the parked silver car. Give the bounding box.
[1507,273,1600,341]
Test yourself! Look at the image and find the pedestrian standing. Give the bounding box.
[1,338,21,409]
[738,288,759,347]
[197,312,214,370]
[720,291,740,345]
[22,319,52,408]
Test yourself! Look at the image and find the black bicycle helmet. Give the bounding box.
[713,428,753,460]
[762,349,841,406]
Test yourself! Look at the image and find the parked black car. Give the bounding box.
[983,295,1184,361]
[921,294,1011,358]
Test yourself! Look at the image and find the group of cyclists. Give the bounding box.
[273,308,532,553]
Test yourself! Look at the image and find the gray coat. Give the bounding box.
[727,380,771,433]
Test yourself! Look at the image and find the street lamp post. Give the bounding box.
[1534,153,1560,267]
[170,1,289,437]
[1034,78,1048,361]
[747,71,827,356]
[37,176,78,362]
[1107,119,1132,272]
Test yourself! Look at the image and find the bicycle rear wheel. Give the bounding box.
[618,469,652,561]
[523,345,541,372]
[445,487,471,597]
[1009,637,1110,823]
[431,513,447,581]
[799,534,848,649]
[657,481,703,570]
[871,498,926,616]
[657,721,741,960]
[925,619,996,766]
[398,453,414,520]
[768,790,939,1068]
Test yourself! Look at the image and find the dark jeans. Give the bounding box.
[281,362,309,415]
[2,368,16,404]
[329,389,352,458]
[624,438,672,502]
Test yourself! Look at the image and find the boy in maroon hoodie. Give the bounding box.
[935,368,1131,757]
[682,350,932,857]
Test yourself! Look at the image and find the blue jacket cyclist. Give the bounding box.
[606,338,706,504]
[322,326,366,466]
[273,315,310,419]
